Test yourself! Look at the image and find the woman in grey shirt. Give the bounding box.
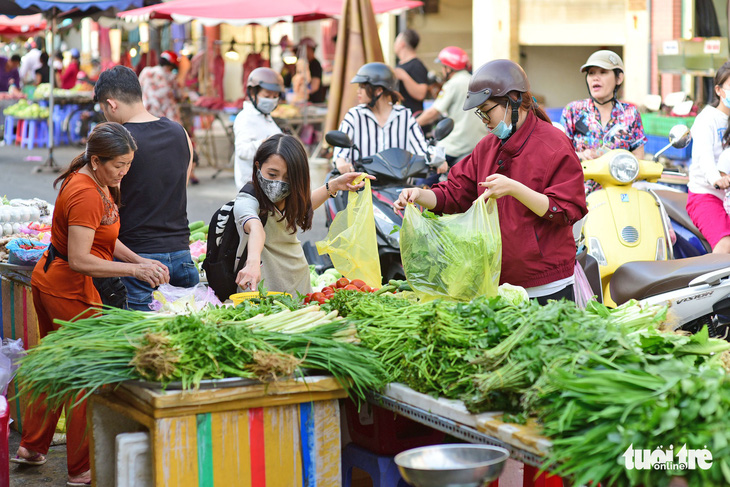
[233,134,370,296]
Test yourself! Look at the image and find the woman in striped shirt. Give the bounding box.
[334,62,430,173]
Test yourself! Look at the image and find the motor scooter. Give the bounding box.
[579,124,692,307]
[611,254,730,339]
[318,118,453,282]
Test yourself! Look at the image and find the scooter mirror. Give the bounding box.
[433,118,454,141]
[668,124,691,149]
[325,130,353,148]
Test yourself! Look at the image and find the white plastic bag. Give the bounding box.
[149,283,222,313]
[0,338,24,395]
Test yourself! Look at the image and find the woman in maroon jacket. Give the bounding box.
[395,59,587,304]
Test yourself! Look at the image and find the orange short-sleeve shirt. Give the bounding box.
[32,172,120,305]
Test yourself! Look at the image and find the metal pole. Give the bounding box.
[35,9,57,173]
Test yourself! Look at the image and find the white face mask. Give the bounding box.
[256,96,278,114]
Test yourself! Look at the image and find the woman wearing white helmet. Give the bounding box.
[560,50,647,164]
[233,67,285,188]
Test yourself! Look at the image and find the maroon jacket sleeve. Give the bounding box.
[540,149,587,226]
[431,151,481,215]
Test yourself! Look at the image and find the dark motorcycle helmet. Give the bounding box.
[463,59,530,111]
[351,62,398,92]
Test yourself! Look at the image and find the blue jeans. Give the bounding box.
[121,249,200,311]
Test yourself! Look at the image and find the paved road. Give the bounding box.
[0,142,331,245]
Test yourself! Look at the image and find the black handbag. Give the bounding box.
[92,277,128,309]
[45,243,128,309]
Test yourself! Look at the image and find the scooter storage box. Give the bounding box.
[345,398,445,456]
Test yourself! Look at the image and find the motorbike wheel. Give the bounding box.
[678,315,730,341]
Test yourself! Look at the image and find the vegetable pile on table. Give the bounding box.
[16,292,386,409]
[15,279,730,486]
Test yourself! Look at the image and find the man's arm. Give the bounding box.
[416,107,442,127]
[395,67,427,101]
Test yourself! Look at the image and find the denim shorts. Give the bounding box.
[121,249,200,311]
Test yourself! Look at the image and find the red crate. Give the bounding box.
[345,399,446,456]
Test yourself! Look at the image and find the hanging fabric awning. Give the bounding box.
[15,0,143,12]
[0,13,46,34]
[118,0,422,26]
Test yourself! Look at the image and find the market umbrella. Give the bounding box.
[11,0,145,172]
[324,0,384,133]
[118,0,422,26]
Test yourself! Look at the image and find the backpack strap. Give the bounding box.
[239,182,269,227]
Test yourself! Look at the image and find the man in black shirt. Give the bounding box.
[299,37,326,103]
[394,29,428,114]
[94,66,198,310]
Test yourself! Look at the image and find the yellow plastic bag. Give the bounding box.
[316,177,382,287]
[401,196,502,301]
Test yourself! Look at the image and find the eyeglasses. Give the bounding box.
[474,103,501,123]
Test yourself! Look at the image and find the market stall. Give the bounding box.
[90,376,346,486]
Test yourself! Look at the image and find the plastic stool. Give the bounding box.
[3,115,17,143]
[15,119,24,145]
[21,119,48,149]
[52,104,69,145]
[0,396,9,486]
[342,443,408,487]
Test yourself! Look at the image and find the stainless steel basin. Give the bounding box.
[395,444,510,487]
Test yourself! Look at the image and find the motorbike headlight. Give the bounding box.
[609,152,639,183]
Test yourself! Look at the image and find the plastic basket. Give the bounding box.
[644,133,692,161]
[229,291,290,306]
[344,399,445,456]
[641,113,695,137]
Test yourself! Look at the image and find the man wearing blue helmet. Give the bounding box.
[60,48,80,89]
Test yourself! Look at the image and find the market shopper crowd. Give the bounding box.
[13,26,730,484]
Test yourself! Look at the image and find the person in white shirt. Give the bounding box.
[686,61,730,253]
[19,42,43,88]
[233,67,284,188]
[334,62,431,173]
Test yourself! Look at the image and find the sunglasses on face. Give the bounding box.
[474,103,501,123]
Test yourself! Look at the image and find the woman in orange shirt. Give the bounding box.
[10,122,170,487]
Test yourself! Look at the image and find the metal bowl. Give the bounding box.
[395,444,510,487]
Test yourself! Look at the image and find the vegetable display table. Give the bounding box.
[90,375,347,487]
[373,383,564,487]
[0,263,39,432]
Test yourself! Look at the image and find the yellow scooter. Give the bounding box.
[579,125,691,307]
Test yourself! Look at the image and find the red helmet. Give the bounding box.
[160,50,179,68]
[436,46,469,71]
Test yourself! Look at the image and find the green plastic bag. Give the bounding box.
[401,196,502,301]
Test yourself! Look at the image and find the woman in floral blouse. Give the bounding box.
[560,50,647,163]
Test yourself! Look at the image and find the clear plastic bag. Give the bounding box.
[573,261,595,309]
[0,338,24,396]
[149,283,222,313]
[316,177,382,288]
[6,238,49,266]
[401,197,502,302]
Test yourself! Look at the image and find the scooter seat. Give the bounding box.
[610,254,730,305]
[654,189,711,253]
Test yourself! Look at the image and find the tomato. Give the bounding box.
[335,277,350,289]
[361,285,372,293]
[350,279,367,289]
[322,286,335,295]
[344,284,359,291]
[370,288,379,293]
[311,292,326,303]
[304,296,311,304]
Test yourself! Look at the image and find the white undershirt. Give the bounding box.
[524,275,575,298]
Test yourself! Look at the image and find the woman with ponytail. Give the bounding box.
[11,122,169,486]
[395,59,587,304]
